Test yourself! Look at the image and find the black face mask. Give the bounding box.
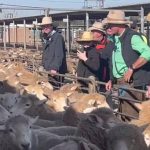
[84,46,92,51]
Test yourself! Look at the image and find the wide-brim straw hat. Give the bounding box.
[146,12,150,22]
[38,16,53,26]
[88,22,106,34]
[103,10,132,25]
[76,31,97,42]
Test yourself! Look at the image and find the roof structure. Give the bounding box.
[0,9,140,25]
[106,2,150,15]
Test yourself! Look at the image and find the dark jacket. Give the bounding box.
[77,46,100,79]
[110,27,150,87]
[96,38,114,82]
[42,31,67,74]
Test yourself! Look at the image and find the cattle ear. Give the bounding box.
[139,123,150,133]
[70,85,78,91]
[37,99,48,106]
[28,94,48,105]
[105,128,110,135]
[80,141,91,150]
[30,116,39,124]
[66,98,72,106]
[88,114,103,124]
[88,99,96,106]
[64,106,69,110]
[66,92,73,97]
[0,125,6,131]
[28,94,39,101]
[19,88,26,95]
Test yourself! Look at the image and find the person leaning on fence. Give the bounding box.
[76,31,100,91]
[88,22,111,84]
[103,10,150,121]
[39,16,67,87]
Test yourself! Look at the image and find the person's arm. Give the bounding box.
[124,35,150,82]
[77,49,100,71]
[84,50,100,71]
[131,35,150,70]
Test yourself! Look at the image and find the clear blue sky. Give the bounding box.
[0,0,149,18]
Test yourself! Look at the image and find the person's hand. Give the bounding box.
[146,86,150,98]
[124,68,133,83]
[105,80,112,91]
[77,50,87,61]
[50,70,57,76]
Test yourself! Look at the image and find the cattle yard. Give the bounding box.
[0,47,147,119]
[0,3,150,150]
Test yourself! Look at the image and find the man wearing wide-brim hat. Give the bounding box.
[40,16,67,86]
[40,16,53,26]
[103,10,150,121]
[76,31,100,86]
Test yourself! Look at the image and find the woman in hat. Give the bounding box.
[76,31,100,89]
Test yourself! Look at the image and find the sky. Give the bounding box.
[0,0,150,18]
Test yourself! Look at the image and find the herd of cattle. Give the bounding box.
[0,48,150,150]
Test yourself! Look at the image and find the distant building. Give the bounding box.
[0,24,42,47]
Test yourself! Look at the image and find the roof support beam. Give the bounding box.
[86,12,89,30]
[140,6,144,33]
[8,24,10,44]
[3,21,6,50]
[23,19,26,50]
[66,14,70,54]
[13,20,16,48]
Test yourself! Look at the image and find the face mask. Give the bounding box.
[84,46,91,51]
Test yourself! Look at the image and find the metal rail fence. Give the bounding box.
[0,51,147,120]
[34,70,147,120]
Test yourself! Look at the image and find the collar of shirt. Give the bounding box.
[47,30,56,41]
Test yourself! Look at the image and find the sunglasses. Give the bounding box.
[104,24,117,30]
[104,24,127,30]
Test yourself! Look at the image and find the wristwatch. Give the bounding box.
[129,65,135,71]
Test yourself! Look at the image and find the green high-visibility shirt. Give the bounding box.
[112,35,150,78]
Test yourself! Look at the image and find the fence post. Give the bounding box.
[88,76,96,93]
